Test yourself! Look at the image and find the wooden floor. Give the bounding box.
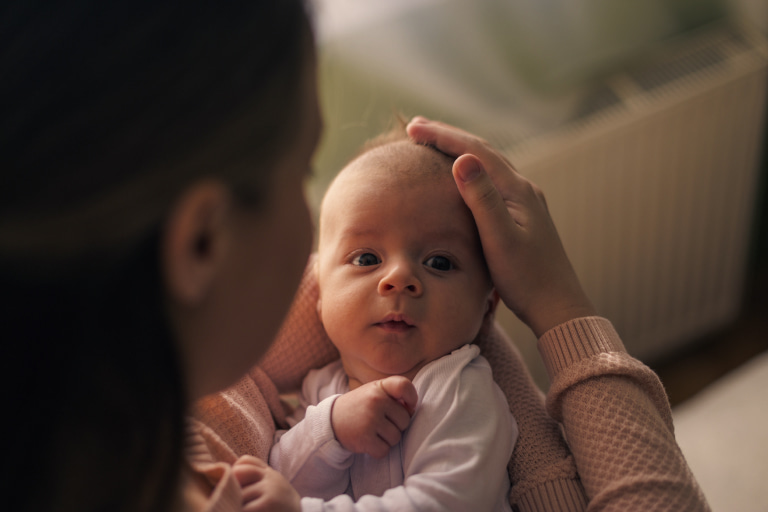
[651,268,768,407]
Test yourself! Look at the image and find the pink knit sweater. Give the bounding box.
[187,257,710,511]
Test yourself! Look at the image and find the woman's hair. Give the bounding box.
[0,2,312,511]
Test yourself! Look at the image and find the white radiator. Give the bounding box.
[494,23,768,387]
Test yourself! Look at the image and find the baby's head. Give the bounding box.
[316,131,498,388]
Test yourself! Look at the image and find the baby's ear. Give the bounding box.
[487,289,500,315]
[480,290,500,336]
[313,258,323,319]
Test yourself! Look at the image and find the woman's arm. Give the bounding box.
[259,253,340,393]
[476,322,588,511]
[540,317,707,510]
[408,117,710,511]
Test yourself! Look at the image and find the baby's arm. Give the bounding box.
[299,352,516,511]
[270,375,417,500]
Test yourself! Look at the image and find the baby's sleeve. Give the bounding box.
[270,363,355,500]
[400,351,517,511]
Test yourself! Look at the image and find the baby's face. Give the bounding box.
[316,143,495,388]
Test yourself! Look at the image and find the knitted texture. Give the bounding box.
[540,318,709,511]
[477,326,587,512]
[258,253,339,392]
[187,257,710,511]
[189,367,281,463]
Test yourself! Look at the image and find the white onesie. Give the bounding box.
[270,344,517,511]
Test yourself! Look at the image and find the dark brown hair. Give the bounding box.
[0,2,312,511]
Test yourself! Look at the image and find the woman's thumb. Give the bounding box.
[453,154,507,224]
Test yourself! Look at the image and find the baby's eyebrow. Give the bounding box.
[336,225,478,250]
[338,226,381,240]
[422,227,476,246]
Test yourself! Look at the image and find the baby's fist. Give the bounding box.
[332,376,418,458]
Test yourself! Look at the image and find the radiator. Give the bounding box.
[494,23,768,387]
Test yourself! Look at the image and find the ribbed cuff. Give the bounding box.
[302,395,351,467]
[537,317,625,381]
[512,477,588,512]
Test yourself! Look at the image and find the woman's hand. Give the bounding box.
[233,456,301,512]
[407,117,596,338]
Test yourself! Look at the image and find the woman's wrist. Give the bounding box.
[526,293,597,339]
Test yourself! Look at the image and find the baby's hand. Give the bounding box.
[331,376,418,458]
[233,455,300,512]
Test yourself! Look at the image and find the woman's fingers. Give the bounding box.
[407,116,515,166]
[233,455,268,487]
[407,117,524,201]
[407,116,487,157]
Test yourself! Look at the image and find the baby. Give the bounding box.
[261,130,517,511]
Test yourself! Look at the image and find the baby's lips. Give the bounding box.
[376,320,415,333]
[379,312,415,326]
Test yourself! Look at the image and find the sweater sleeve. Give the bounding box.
[539,317,710,511]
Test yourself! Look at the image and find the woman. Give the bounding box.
[1,1,708,511]
[2,2,317,511]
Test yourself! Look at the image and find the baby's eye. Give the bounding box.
[352,253,381,267]
[424,255,453,271]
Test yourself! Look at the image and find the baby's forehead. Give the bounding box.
[319,140,460,229]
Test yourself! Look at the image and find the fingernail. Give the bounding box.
[457,158,482,182]
[409,115,430,125]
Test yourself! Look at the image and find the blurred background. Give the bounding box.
[307,1,768,510]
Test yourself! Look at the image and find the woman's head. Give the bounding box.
[1,2,320,510]
[1,1,313,262]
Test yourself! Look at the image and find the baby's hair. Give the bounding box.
[356,113,410,156]
[345,114,455,178]
[320,115,457,224]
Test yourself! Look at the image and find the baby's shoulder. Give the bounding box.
[413,344,494,397]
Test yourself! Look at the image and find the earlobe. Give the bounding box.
[162,180,232,305]
[314,259,323,320]
[487,290,500,315]
[480,290,500,336]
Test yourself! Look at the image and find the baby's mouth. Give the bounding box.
[376,314,415,333]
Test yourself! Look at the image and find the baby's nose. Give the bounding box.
[378,263,422,297]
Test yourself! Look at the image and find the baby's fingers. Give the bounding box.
[377,417,406,448]
[239,465,301,512]
[379,375,418,416]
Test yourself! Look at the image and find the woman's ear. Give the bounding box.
[162,180,232,305]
